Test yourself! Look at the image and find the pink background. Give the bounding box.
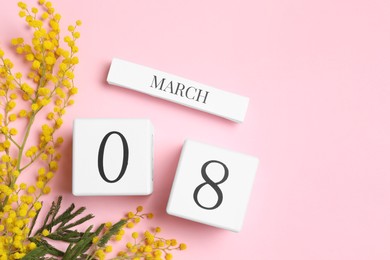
[2,0,390,259]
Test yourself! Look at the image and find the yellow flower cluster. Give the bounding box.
[89,206,186,260]
[0,1,80,259]
[1,2,186,260]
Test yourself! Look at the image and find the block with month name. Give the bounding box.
[107,58,249,123]
[166,140,259,232]
[72,118,153,196]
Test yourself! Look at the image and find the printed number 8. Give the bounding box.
[98,131,129,183]
[193,160,229,210]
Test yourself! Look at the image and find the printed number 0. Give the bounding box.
[193,160,229,210]
[98,131,129,183]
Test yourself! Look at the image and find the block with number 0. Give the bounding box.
[166,140,259,232]
[72,119,153,196]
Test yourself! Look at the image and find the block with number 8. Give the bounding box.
[72,118,153,196]
[166,140,259,232]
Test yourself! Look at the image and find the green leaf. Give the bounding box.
[46,231,82,243]
[57,203,76,228]
[28,237,65,257]
[56,206,86,228]
[61,213,94,230]
[28,201,43,236]
[22,246,47,259]
[34,197,63,236]
[47,196,63,231]
[63,225,94,260]
[97,219,127,247]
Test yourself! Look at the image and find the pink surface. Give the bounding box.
[2,0,390,259]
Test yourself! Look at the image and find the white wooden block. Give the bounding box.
[166,140,259,232]
[107,58,249,123]
[72,119,153,196]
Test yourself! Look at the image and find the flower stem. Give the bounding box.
[16,113,36,175]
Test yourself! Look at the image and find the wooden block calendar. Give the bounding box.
[166,139,259,232]
[72,118,153,196]
[107,58,249,123]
